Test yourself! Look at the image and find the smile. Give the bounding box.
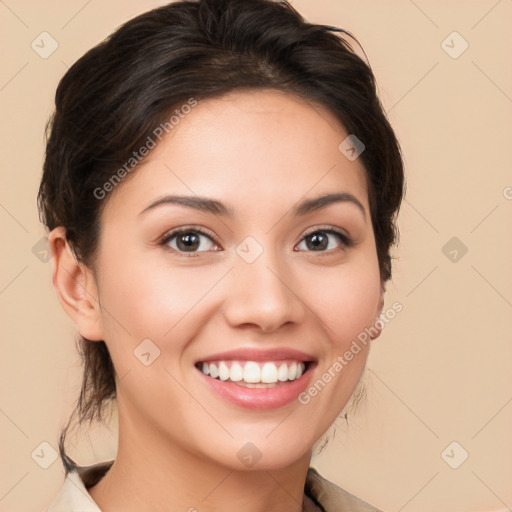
[197,360,307,387]
[195,349,316,409]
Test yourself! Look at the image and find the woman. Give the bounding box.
[38,0,404,510]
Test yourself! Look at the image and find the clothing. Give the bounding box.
[47,460,382,512]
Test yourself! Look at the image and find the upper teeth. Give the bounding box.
[200,360,306,384]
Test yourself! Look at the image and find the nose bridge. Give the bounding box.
[223,238,304,331]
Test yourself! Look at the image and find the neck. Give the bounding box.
[88,407,313,512]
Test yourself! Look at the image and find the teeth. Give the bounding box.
[209,363,219,379]
[244,362,261,383]
[261,362,278,383]
[218,361,229,381]
[288,362,297,380]
[229,362,243,382]
[199,360,307,384]
[278,363,288,381]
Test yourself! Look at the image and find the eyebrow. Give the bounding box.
[139,192,366,220]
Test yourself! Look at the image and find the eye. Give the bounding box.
[159,226,351,255]
[296,228,351,252]
[160,228,219,254]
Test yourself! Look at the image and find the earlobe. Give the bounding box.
[48,227,104,341]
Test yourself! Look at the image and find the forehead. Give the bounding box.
[102,89,369,221]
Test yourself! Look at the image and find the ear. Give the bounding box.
[48,226,104,341]
[370,284,386,341]
[377,283,385,317]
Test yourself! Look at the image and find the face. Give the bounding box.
[86,90,383,470]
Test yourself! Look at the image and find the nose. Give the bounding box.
[222,248,306,333]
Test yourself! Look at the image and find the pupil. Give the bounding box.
[178,233,199,251]
[309,233,327,251]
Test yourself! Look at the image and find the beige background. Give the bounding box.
[1,1,511,511]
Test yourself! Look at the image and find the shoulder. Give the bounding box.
[46,461,113,512]
[305,466,383,512]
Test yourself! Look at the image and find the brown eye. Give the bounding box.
[296,229,350,252]
[162,229,218,253]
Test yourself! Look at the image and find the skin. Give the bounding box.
[49,89,384,512]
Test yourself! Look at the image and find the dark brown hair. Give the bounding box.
[37,0,405,474]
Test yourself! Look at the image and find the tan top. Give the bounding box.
[47,460,382,512]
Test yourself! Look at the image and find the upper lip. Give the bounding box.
[196,348,317,363]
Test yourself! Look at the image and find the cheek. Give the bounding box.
[313,254,382,347]
[95,246,226,365]
[295,258,380,423]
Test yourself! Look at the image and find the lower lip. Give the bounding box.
[197,365,315,410]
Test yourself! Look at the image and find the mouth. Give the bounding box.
[194,349,317,410]
[194,360,312,388]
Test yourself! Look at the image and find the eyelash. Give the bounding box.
[159,225,353,257]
